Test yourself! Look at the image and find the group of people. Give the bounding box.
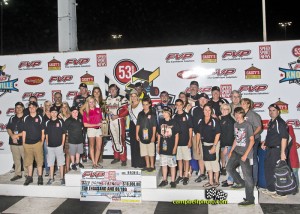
[6,80,299,206]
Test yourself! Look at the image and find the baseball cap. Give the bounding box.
[70,106,79,112]
[50,106,58,112]
[134,82,143,87]
[199,93,209,100]
[190,81,199,87]
[79,83,88,89]
[211,86,220,92]
[28,101,38,107]
[162,106,172,116]
[268,103,281,111]
[130,89,138,95]
[15,102,24,108]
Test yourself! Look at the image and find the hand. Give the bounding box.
[151,137,155,143]
[136,136,140,142]
[209,147,216,154]
[11,134,18,141]
[261,142,266,150]
[241,154,247,162]
[187,141,192,148]
[172,148,177,155]
[112,115,118,121]
[281,153,286,161]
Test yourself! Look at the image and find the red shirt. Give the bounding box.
[83,108,102,128]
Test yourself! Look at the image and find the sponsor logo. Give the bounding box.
[48,58,61,70]
[177,70,199,79]
[220,84,232,98]
[0,65,19,97]
[185,86,212,94]
[166,52,194,63]
[279,59,300,86]
[52,90,61,103]
[201,49,217,63]
[49,75,74,85]
[81,72,94,85]
[24,76,43,85]
[208,68,237,79]
[262,120,269,130]
[238,84,269,95]
[286,119,300,129]
[259,45,271,59]
[222,50,252,61]
[253,102,264,113]
[274,99,288,114]
[22,92,46,101]
[0,123,7,132]
[292,46,300,57]
[18,61,42,70]
[6,108,15,116]
[297,102,300,111]
[96,54,107,67]
[113,59,139,85]
[66,91,79,100]
[245,65,261,79]
[65,58,91,68]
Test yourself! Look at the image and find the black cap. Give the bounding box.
[28,101,38,107]
[199,93,209,100]
[268,103,281,111]
[134,82,143,87]
[162,106,172,116]
[50,106,58,112]
[15,102,24,108]
[70,106,79,112]
[79,83,87,89]
[211,86,220,92]
[190,81,199,87]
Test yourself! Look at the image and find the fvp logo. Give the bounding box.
[49,75,73,85]
[22,92,45,101]
[166,52,194,63]
[286,119,300,129]
[279,59,300,86]
[222,50,252,60]
[65,58,90,68]
[0,65,19,97]
[18,61,42,70]
[238,84,268,95]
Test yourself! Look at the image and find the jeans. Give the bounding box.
[292,168,299,188]
[43,141,49,173]
[252,138,260,186]
[223,146,234,183]
[226,150,255,203]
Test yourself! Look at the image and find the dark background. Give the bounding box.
[1,0,299,55]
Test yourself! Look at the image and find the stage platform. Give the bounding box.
[0,159,258,204]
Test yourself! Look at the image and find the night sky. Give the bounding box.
[1,0,299,55]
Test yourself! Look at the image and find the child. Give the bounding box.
[45,106,66,185]
[173,99,193,185]
[136,97,157,172]
[65,106,84,171]
[157,106,180,188]
[226,107,255,206]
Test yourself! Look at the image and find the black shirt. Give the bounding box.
[197,117,221,143]
[172,112,193,146]
[158,119,180,155]
[190,106,204,133]
[64,117,84,144]
[22,114,44,144]
[45,118,66,147]
[265,116,289,147]
[220,114,235,147]
[136,110,157,144]
[7,115,24,146]
[209,98,229,117]
[73,94,88,108]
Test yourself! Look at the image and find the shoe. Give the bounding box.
[96,164,103,169]
[213,182,220,188]
[121,161,127,166]
[158,180,168,187]
[175,176,183,184]
[221,167,227,176]
[71,164,77,171]
[195,174,207,183]
[77,163,84,169]
[271,193,287,199]
[203,182,213,188]
[111,159,120,164]
[147,167,153,172]
[238,200,254,206]
[24,176,33,186]
[10,175,22,181]
[141,167,149,171]
[38,176,43,185]
[170,181,176,188]
[47,178,54,185]
[150,167,155,172]
[45,172,49,177]
[9,168,15,173]
[183,177,189,185]
[221,180,227,184]
[60,178,65,186]
[92,164,98,169]
[261,189,276,196]
[231,183,245,189]
[222,182,233,187]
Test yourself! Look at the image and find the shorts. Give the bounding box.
[192,135,203,160]
[87,128,102,138]
[159,154,177,167]
[204,142,220,172]
[47,145,65,167]
[176,146,192,160]
[69,143,84,156]
[140,142,155,157]
[24,141,43,167]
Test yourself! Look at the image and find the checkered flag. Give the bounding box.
[205,187,217,199]
[215,189,228,200]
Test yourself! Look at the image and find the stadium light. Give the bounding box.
[278,22,292,40]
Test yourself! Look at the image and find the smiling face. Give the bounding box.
[203,105,212,117]
[160,93,169,104]
[130,93,139,103]
[190,84,199,95]
[109,86,118,98]
[269,107,280,120]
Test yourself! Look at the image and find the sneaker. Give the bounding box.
[195,174,207,183]
[10,175,22,181]
[222,182,233,187]
[271,193,287,199]
[231,183,245,189]
[238,200,254,206]
[77,163,84,169]
[45,172,49,177]
[38,176,43,185]
[47,178,54,185]
[121,161,127,166]
[71,164,77,171]
[141,167,149,171]
[158,180,168,187]
[60,178,65,186]
[24,176,33,186]
[221,167,227,176]
[175,176,183,184]
[170,181,177,188]
[111,159,120,164]
[262,189,276,196]
[183,177,189,185]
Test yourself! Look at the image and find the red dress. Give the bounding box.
[288,125,299,169]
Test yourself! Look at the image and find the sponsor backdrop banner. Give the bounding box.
[1,41,300,157]
[80,169,142,202]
